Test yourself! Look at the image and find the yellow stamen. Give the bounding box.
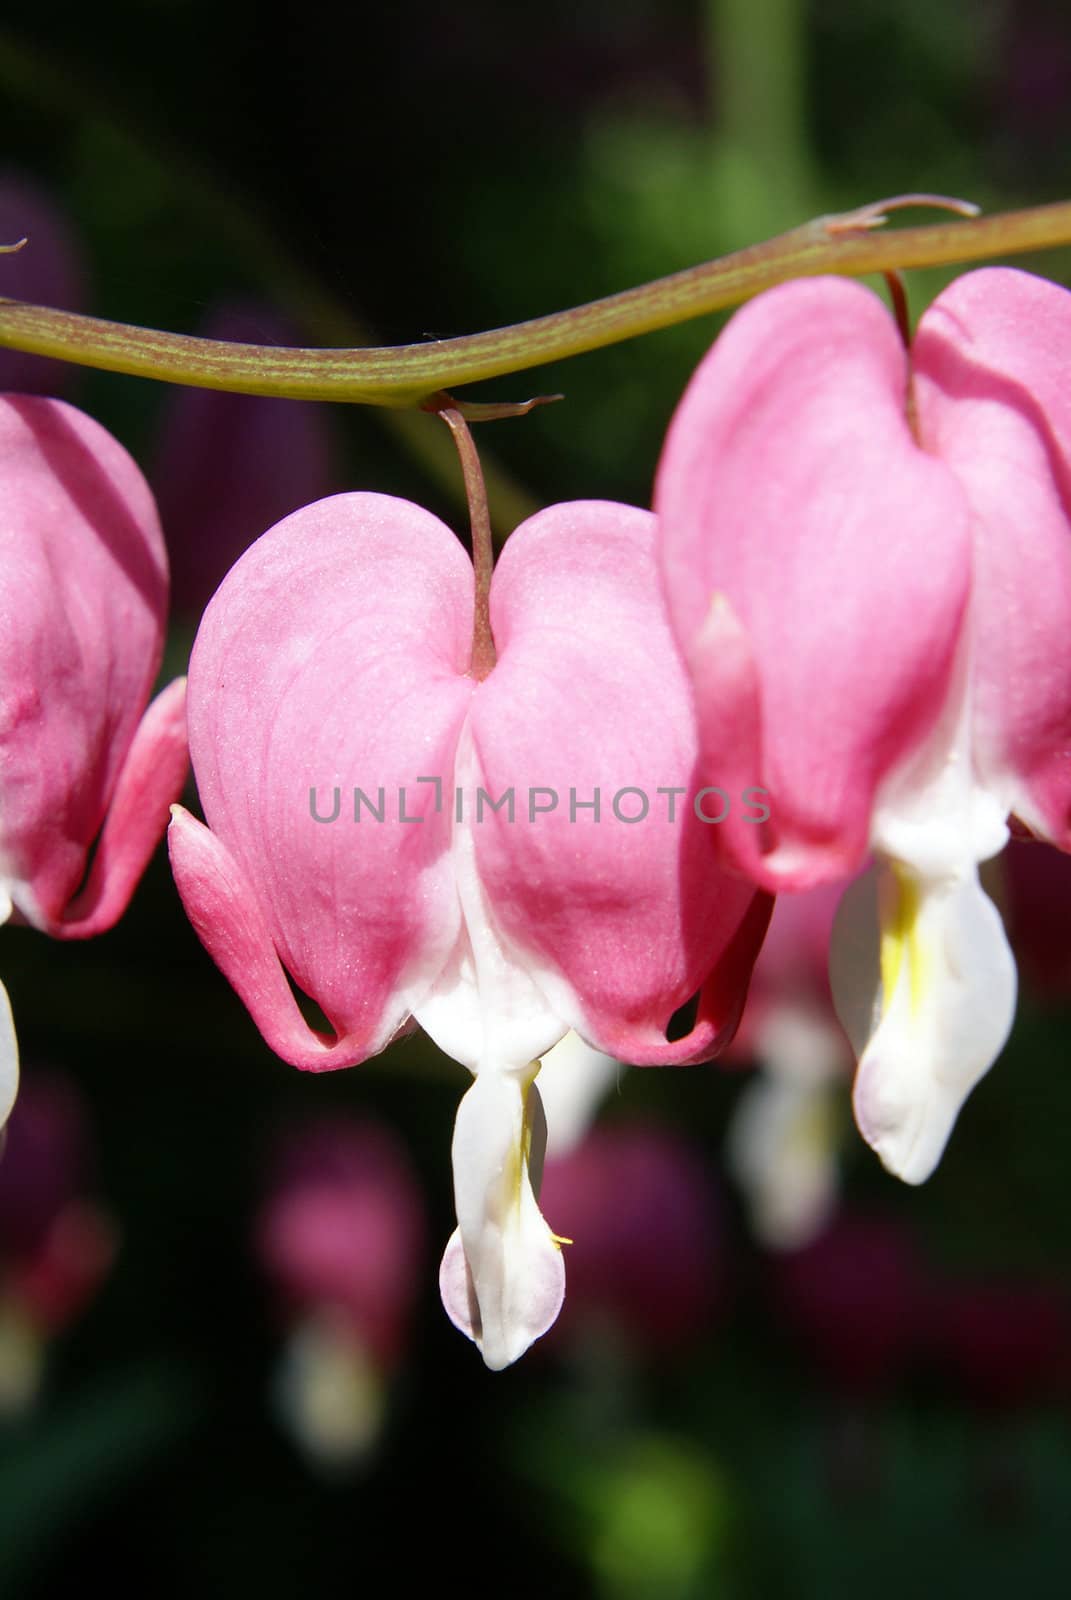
[879,864,928,1018]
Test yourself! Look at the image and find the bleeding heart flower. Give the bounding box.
[0,396,189,1130]
[656,267,1071,1185]
[170,491,771,1368]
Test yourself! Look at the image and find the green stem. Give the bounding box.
[1,198,1070,406]
[709,0,816,206]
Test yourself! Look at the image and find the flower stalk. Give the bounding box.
[437,405,497,680]
[1,197,1070,407]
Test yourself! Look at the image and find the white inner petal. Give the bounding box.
[829,621,1021,1184]
[831,858,1016,1185]
[414,722,566,1072]
[439,1070,566,1370]
[871,637,1008,877]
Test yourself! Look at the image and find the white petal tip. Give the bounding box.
[438,1227,565,1371]
[865,1131,941,1187]
[853,1065,965,1185]
[0,977,19,1133]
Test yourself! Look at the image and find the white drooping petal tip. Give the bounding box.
[831,861,1017,1185]
[0,975,19,1134]
[440,1070,565,1370]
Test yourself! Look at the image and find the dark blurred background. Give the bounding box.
[1,2,1071,1595]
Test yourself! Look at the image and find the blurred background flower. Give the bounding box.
[0,1069,116,1417]
[725,882,852,1250]
[0,0,1069,1592]
[769,1212,928,1399]
[255,1118,424,1470]
[540,1122,727,1364]
[151,300,341,618]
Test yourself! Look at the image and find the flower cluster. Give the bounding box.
[656,266,1071,1186]
[3,242,1070,1369]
